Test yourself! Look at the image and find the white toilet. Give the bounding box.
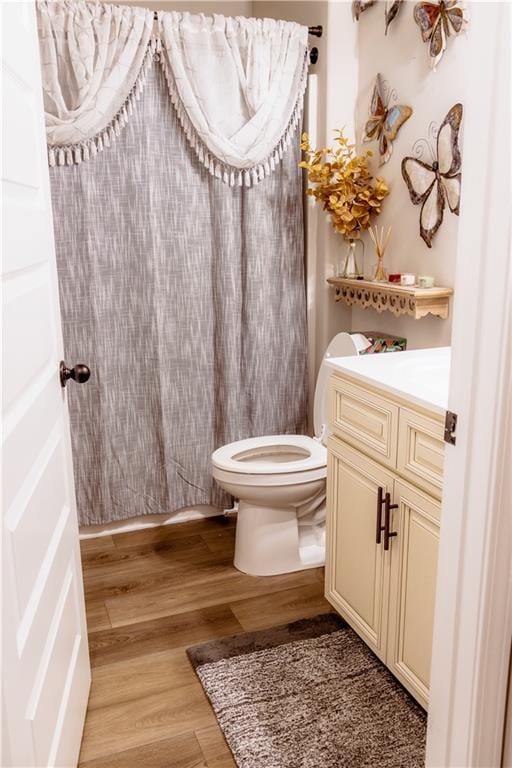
[211,332,368,576]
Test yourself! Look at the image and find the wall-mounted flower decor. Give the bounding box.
[352,1,376,21]
[362,74,412,165]
[401,103,463,248]
[414,1,469,68]
[385,0,404,33]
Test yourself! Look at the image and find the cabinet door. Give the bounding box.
[325,438,395,662]
[387,479,441,709]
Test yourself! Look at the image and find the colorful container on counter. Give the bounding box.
[359,331,407,355]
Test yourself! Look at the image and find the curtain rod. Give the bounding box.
[151,10,323,36]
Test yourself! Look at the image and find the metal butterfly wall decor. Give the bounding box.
[362,74,412,166]
[385,0,404,33]
[352,0,376,21]
[402,103,463,248]
[353,0,403,32]
[414,1,469,68]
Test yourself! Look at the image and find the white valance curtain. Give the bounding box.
[37,0,309,185]
[38,1,154,165]
[159,12,308,185]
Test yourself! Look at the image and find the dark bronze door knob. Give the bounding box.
[60,361,91,388]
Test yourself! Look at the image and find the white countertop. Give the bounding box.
[326,347,451,414]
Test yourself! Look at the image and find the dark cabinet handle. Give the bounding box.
[60,361,91,388]
[376,486,386,544]
[383,492,398,551]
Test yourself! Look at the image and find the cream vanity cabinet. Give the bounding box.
[325,371,445,710]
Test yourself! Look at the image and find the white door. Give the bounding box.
[2,3,91,767]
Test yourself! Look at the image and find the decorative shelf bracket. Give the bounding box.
[327,277,454,320]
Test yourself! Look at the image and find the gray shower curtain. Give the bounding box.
[50,66,307,527]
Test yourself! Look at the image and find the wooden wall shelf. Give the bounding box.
[327,277,454,320]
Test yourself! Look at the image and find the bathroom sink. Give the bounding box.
[326,347,451,414]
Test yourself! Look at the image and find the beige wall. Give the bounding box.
[253,0,469,362]
[349,0,469,349]
[257,2,468,357]
[257,1,468,356]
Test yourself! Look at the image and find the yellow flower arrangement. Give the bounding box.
[299,130,390,239]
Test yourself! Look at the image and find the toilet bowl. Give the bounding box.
[211,332,369,576]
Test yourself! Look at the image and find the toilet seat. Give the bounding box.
[210,333,365,576]
[212,434,326,475]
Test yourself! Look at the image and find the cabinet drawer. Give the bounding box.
[330,376,399,469]
[397,408,445,498]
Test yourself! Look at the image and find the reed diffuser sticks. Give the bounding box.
[369,224,392,281]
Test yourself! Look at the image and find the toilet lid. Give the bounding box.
[212,434,327,475]
[313,332,369,443]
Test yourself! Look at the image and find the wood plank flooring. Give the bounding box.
[78,515,330,767]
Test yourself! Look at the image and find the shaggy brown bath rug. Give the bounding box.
[187,613,427,768]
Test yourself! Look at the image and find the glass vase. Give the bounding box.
[374,255,388,281]
[340,238,364,279]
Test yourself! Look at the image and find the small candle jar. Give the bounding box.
[418,275,435,288]
[400,273,416,286]
[388,273,401,283]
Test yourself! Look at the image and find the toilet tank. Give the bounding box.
[313,333,370,443]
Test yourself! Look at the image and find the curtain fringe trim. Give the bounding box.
[158,51,308,187]
[46,40,308,184]
[47,38,159,167]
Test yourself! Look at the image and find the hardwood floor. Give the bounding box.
[78,515,330,767]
